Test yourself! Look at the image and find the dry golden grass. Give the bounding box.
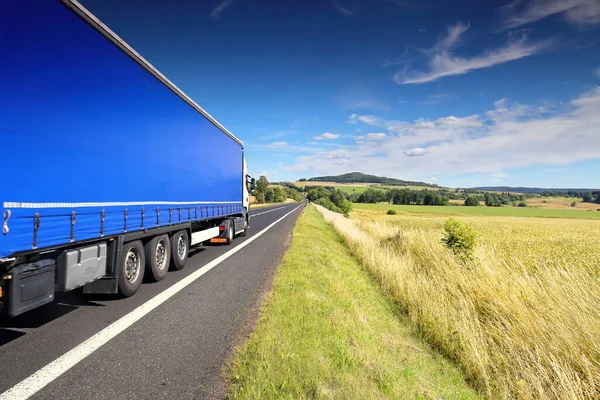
[316,205,600,399]
[527,197,600,211]
[449,199,486,206]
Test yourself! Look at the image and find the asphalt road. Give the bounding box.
[0,202,304,399]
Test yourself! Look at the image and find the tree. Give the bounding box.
[464,196,480,206]
[583,193,594,203]
[273,187,286,203]
[571,201,577,207]
[254,176,269,204]
[264,187,275,203]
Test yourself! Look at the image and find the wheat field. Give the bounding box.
[316,205,600,399]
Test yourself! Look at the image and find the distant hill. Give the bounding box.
[472,186,600,196]
[301,172,439,188]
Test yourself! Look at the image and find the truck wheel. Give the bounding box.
[145,234,170,282]
[118,240,145,297]
[226,219,234,244]
[170,230,189,270]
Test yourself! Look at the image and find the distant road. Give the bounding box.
[0,202,304,400]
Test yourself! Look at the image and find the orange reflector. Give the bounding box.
[0,286,3,298]
[210,238,228,243]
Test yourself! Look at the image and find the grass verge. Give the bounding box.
[319,205,600,399]
[228,205,479,399]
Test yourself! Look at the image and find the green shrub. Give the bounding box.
[386,209,397,215]
[571,201,577,207]
[315,197,342,213]
[441,218,477,261]
[518,201,527,207]
[464,196,480,207]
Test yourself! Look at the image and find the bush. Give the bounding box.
[386,209,397,215]
[441,218,477,261]
[518,201,527,207]
[571,201,577,207]
[464,196,480,206]
[315,197,342,213]
[597,208,600,212]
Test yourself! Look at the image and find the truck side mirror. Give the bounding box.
[250,178,256,191]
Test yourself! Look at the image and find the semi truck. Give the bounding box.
[0,0,254,316]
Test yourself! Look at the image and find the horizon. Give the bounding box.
[79,0,600,188]
[286,171,600,190]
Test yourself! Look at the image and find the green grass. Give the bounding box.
[228,205,479,399]
[331,185,373,194]
[354,203,600,219]
[295,184,375,194]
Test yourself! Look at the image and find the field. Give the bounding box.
[294,181,374,194]
[228,206,478,399]
[354,202,600,219]
[526,196,600,211]
[317,205,600,399]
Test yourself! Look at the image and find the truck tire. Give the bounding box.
[145,234,170,282]
[118,240,146,297]
[170,230,189,271]
[226,219,234,244]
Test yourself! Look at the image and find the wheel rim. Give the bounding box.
[125,248,140,283]
[177,234,186,260]
[155,240,167,270]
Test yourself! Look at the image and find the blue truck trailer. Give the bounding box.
[0,0,254,316]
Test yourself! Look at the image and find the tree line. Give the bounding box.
[253,177,303,204]
[582,192,600,204]
[299,172,439,188]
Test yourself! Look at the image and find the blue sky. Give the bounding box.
[80,0,600,188]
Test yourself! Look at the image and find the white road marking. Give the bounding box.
[0,203,303,400]
[250,205,290,217]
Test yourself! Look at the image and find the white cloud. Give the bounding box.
[366,132,387,140]
[395,23,553,84]
[259,130,297,140]
[315,132,340,140]
[435,115,482,127]
[285,87,600,183]
[432,22,470,52]
[210,0,234,20]
[414,120,436,128]
[404,147,428,156]
[267,141,290,148]
[497,0,600,30]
